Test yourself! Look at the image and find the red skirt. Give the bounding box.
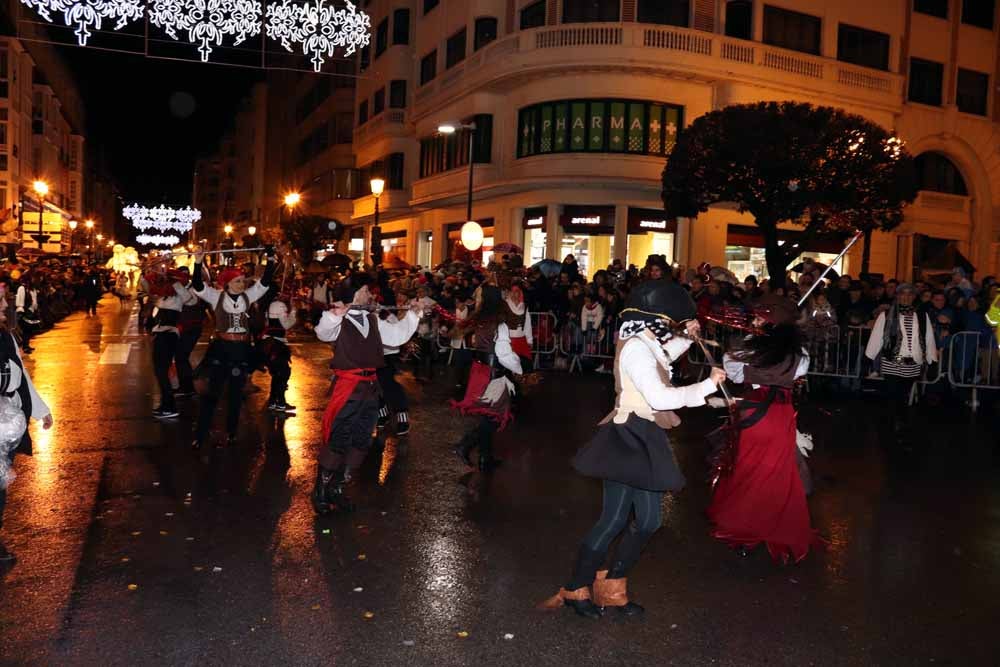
[449,361,513,430]
[511,336,532,360]
[707,387,822,564]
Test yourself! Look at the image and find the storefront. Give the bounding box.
[626,208,676,268]
[724,225,848,281]
[379,229,408,267]
[522,207,547,265]
[560,205,615,278]
[447,218,495,264]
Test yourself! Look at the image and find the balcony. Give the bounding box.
[353,109,407,146]
[903,191,972,238]
[353,190,412,220]
[412,23,904,119]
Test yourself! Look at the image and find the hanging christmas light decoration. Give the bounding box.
[136,233,181,246]
[267,0,371,72]
[149,0,262,62]
[19,0,145,46]
[124,204,201,233]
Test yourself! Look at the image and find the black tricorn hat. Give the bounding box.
[621,279,697,324]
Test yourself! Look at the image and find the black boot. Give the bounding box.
[452,431,477,467]
[562,545,606,619]
[478,430,502,472]
[311,467,335,515]
[328,467,355,512]
[602,561,645,616]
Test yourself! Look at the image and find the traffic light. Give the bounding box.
[370,226,383,266]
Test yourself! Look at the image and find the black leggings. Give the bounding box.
[152,332,179,411]
[175,327,202,392]
[265,342,292,404]
[195,342,252,441]
[567,480,663,589]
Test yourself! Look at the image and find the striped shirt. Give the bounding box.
[881,312,922,378]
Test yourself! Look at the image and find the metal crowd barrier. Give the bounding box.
[946,331,1000,410]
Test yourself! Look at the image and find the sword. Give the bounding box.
[796,230,864,308]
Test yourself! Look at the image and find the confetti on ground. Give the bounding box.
[357,554,366,561]
[353,587,363,592]
[504,633,514,640]
[131,531,141,536]
[456,631,469,638]
[402,640,415,647]
[127,584,138,591]
[322,529,331,535]
[153,482,160,487]
[380,511,388,516]
[311,604,321,611]
[165,512,174,517]
[356,524,367,529]
[193,566,204,572]
[212,567,223,573]
[670,624,678,629]
[159,531,169,536]
[185,537,195,542]
[121,557,130,563]
[363,611,375,619]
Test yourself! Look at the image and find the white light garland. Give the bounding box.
[136,233,181,246]
[267,0,371,72]
[149,0,262,62]
[20,0,144,46]
[124,204,201,233]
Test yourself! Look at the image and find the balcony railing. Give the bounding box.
[913,191,970,213]
[353,109,407,144]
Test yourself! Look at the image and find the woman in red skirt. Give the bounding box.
[708,295,821,564]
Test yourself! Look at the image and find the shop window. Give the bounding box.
[373,87,385,115]
[475,17,498,50]
[375,18,388,57]
[908,57,944,106]
[914,0,947,18]
[638,0,689,26]
[389,80,407,108]
[763,5,821,55]
[446,28,467,69]
[837,24,890,71]
[420,50,437,84]
[725,1,752,39]
[521,0,547,29]
[393,8,410,44]
[962,0,994,28]
[419,114,493,178]
[563,0,620,23]
[914,152,968,195]
[957,68,989,116]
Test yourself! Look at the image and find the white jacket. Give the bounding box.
[581,303,604,332]
[865,311,938,365]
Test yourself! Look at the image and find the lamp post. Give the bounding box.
[438,122,482,253]
[68,219,78,254]
[29,180,49,250]
[96,234,103,262]
[85,219,95,262]
[224,223,234,249]
[369,177,385,267]
[281,191,301,229]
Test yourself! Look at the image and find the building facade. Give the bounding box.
[348,0,1000,282]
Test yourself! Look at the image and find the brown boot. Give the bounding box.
[537,586,602,619]
[592,570,644,616]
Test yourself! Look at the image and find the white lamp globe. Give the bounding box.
[460,221,484,251]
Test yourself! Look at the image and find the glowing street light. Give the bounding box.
[68,220,78,230]
[248,226,257,236]
[284,192,301,208]
[85,219,95,230]
[32,180,49,197]
[224,224,234,235]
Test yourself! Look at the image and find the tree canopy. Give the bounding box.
[662,101,916,285]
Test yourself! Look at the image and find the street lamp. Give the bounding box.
[96,234,104,262]
[279,191,301,229]
[369,177,385,266]
[248,226,257,237]
[85,219,95,261]
[68,219,78,253]
[438,122,480,251]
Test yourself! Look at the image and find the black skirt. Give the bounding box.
[572,414,686,492]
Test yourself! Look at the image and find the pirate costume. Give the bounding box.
[540,280,718,619]
[0,329,51,563]
[708,295,820,564]
[376,310,411,435]
[261,299,297,413]
[14,281,40,354]
[312,286,420,514]
[149,275,191,419]
[176,289,208,396]
[450,283,523,472]
[190,255,276,449]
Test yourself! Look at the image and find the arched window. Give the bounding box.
[563,0,620,24]
[638,0,689,27]
[914,152,968,196]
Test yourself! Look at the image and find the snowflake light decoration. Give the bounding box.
[266,0,371,73]
[124,204,201,233]
[136,234,181,246]
[20,0,144,46]
[149,0,262,63]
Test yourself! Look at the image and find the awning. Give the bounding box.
[725,225,847,254]
[917,241,975,275]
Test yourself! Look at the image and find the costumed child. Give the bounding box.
[504,282,534,367]
[312,284,421,514]
[147,267,193,419]
[190,249,277,449]
[707,295,820,563]
[540,279,724,619]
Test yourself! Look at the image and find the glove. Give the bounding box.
[796,430,814,458]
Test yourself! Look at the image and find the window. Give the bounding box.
[837,24,890,71]
[375,18,388,57]
[563,0,620,23]
[334,112,354,144]
[0,155,7,172]
[763,6,820,55]
[915,152,967,195]
[424,0,438,15]
[359,44,370,71]
[387,153,405,190]
[297,123,330,165]
[725,1,753,39]
[393,8,410,44]
[0,122,6,146]
[358,99,369,125]
[390,80,407,108]
[373,87,386,115]
[962,0,994,28]
[446,28,467,68]
[638,0,689,26]
[420,50,437,84]
[475,17,499,50]
[419,114,493,178]
[914,0,948,19]
[908,57,944,106]
[521,0,546,29]
[957,68,989,115]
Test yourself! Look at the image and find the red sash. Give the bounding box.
[321,368,376,444]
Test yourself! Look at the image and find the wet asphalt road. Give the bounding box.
[1,297,998,666]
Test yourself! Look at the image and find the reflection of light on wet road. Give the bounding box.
[378,437,397,485]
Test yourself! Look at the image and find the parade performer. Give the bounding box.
[540,280,724,618]
[175,287,208,397]
[376,293,412,436]
[707,295,819,563]
[190,250,276,449]
[864,283,937,444]
[261,297,297,414]
[14,277,40,354]
[0,309,52,564]
[312,286,421,514]
[148,268,192,419]
[505,282,534,366]
[451,279,523,472]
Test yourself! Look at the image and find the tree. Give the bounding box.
[662,102,916,287]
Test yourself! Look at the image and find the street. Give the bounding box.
[0,297,997,666]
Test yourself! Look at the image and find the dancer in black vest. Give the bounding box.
[14,278,40,354]
[312,284,420,514]
[149,270,191,419]
[0,314,52,564]
[190,250,276,449]
[175,286,208,397]
[262,298,297,413]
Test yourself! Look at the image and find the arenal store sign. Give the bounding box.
[627,208,677,234]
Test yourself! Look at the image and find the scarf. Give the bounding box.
[619,317,676,344]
